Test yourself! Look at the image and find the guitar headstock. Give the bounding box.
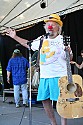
[63,36,70,46]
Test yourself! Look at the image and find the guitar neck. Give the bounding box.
[66,50,73,83]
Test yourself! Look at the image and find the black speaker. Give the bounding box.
[40,0,46,9]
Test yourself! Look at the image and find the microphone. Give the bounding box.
[42,32,50,39]
[27,32,50,45]
[27,40,33,45]
[45,32,50,37]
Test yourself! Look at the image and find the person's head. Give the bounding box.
[44,14,63,38]
[81,50,83,57]
[12,49,22,58]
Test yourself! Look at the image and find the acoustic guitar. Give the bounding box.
[56,36,83,119]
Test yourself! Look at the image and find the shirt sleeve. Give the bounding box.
[31,36,41,51]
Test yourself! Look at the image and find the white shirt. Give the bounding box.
[31,35,67,78]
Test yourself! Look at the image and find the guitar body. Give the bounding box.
[56,74,83,119]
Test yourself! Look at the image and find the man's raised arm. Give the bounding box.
[6,28,29,48]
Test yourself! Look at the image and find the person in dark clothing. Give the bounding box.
[77,50,83,78]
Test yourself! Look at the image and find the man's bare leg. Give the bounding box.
[42,99,57,125]
[61,117,67,125]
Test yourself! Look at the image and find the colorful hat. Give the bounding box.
[44,14,63,27]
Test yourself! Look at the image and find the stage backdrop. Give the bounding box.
[0,9,83,89]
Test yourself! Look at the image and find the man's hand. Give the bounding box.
[65,46,73,60]
[70,61,76,64]
[6,28,16,38]
[5,27,29,48]
[65,46,72,53]
[7,77,10,84]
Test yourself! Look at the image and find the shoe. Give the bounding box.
[23,103,29,107]
[16,104,20,108]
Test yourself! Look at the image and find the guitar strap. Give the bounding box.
[36,36,44,68]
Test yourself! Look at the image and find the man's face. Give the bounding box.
[45,21,59,37]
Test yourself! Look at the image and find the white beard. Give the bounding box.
[49,31,58,37]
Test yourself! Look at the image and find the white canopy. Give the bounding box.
[0,0,83,33]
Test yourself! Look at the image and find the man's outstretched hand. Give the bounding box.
[6,28,16,38]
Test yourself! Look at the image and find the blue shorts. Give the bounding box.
[37,77,60,101]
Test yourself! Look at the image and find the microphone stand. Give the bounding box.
[28,42,32,125]
[27,33,49,125]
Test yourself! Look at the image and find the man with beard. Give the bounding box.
[6,14,73,125]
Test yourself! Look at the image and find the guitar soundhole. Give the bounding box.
[74,83,82,97]
[66,83,76,93]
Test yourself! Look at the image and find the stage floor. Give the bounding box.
[0,96,83,125]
